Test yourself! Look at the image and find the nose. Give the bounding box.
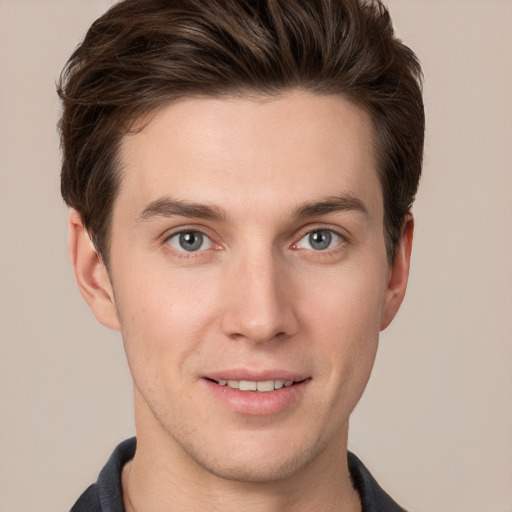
[220,249,299,345]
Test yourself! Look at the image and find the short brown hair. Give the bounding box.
[58,0,424,264]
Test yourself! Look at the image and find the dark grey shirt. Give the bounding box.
[70,438,408,512]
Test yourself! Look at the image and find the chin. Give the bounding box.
[192,452,310,484]
[181,428,335,484]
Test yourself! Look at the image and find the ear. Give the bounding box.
[380,215,414,331]
[68,209,120,331]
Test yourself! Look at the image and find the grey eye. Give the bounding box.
[297,229,342,251]
[309,230,332,250]
[167,231,212,252]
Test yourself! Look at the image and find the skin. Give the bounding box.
[69,90,413,512]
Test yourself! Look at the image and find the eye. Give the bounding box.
[166,231,213,252]
[295,229,342,251]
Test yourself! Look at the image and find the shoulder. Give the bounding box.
[69,438,136,512]
[348,452,409,512]
[69,484,100,512]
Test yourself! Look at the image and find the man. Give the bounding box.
[58,0,424,510]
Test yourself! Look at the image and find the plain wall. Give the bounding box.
[0,1,511,511]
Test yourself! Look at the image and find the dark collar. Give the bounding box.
[71,437,408,512]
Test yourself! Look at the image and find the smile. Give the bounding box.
[204,376,310,415]
[213,379,297,392]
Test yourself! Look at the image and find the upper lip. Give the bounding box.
[204,369,310,382]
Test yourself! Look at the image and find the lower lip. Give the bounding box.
[202,379,310,416]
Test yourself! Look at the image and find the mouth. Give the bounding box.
[203,374,310,415]
[206,378,307,392]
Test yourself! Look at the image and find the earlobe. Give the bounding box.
[68,209,120,331]
[380,215,414,331]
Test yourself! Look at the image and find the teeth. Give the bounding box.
[217,379,296,392]
[256,380,274,392]
[239,380,257,391]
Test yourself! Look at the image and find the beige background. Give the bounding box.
[0,1,511,511]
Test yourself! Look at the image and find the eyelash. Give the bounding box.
[293,228,345,253]
[167,231,213,251]
[162,227,221,259]
[162,226,347,258]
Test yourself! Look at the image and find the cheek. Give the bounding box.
[303,261,387,339]
[111,265,220,384]
[301,262,387,387]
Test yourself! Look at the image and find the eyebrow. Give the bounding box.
[294,195,370,220]
[136,193,369,224]
[137,197,227,223]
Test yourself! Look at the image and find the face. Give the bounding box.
[73,90,411,483]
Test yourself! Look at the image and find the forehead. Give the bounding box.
[117,90,381,221]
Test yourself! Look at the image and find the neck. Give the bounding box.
[122,423,361,512]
